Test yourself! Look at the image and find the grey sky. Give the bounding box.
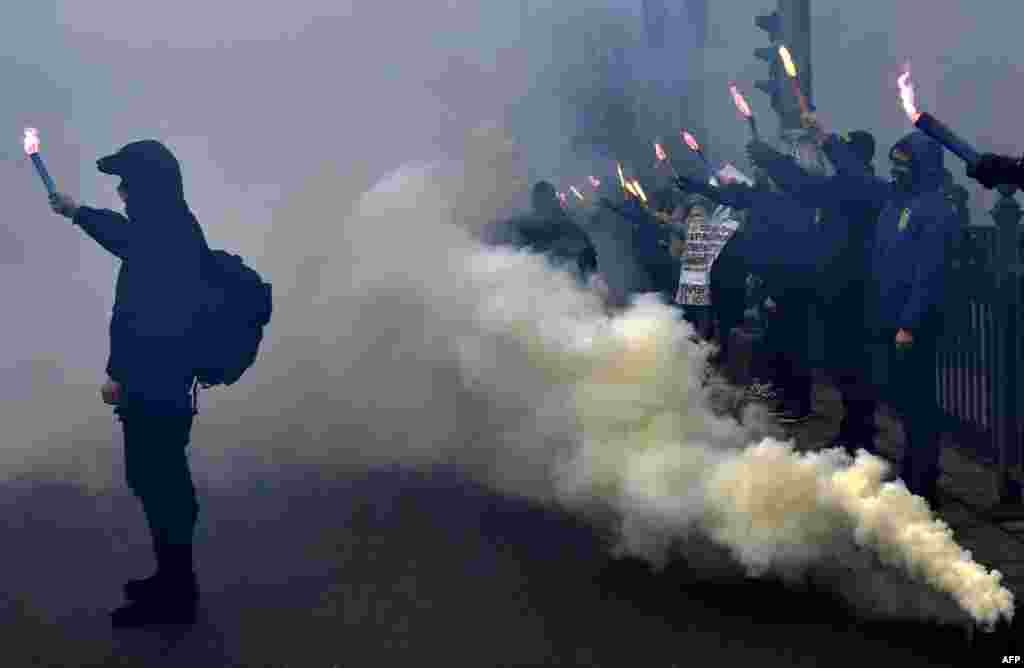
[0,1,1017,485]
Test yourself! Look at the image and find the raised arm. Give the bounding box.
[673,176,755,211]
[820,134,891,209]
[72,206,133,260]
[746,141,833,208]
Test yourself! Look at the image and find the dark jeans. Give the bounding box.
[820,282,877,447]
[765,293,813,411]
[118,406,199,549]
[885,330,942,495]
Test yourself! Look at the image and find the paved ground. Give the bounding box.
[1,463,1019,667]
[1,375,1022,666]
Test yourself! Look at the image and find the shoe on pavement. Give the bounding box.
[111,592,198,629]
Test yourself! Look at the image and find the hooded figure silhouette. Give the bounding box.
[820,129,959,505]
[70,139,209,627]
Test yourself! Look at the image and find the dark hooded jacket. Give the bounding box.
[72,140,210,414]
[823,130,958,335]
[480,207,598,283]
[596,198,679,300]
[748,136,882,301]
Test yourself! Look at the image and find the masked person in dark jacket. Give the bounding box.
[675,172,820,423]
[746,130,882,454]
[49,140,208,628]
[481,181,598,285]
[822,129,959,505]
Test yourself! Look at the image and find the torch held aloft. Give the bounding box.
[31,153,57,197]
[747,116,761,142]
[914,112,981,168]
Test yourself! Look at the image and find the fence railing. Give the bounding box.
[937,191,1023,505]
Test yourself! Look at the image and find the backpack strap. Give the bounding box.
[191,377,200,416]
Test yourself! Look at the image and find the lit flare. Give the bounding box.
[23,127,56,196]
[23,128,40,155]
[631,179,648,204]
[895,64,980,167]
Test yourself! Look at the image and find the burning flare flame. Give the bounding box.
[589,175,601,190]
[630,179,648,204]
[779,45,798,78]
[897,68,922,124]
[570,185,585,202]
[730,83,753,118]
[616,162,627,190]
[23,128,40,155]
[654,142,668,162]
[681,130,701,153]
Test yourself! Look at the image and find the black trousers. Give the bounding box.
[765,292,813,410]
[118,406,199,551]
[820,281,878,446]
[884,330,942,495]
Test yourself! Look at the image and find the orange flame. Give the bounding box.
[589,175,601,189]
[897,68,922,124]
[655,142,668,162]
[681,130,701,153]
[631,179,648,203]
[730,83,752,118]
[779,45,797,78]
[23,128,40,155]
[570,185,585,201]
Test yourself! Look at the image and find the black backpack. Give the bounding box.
[193,250,273,387]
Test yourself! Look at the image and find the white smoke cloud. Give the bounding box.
[192,126,1009,630]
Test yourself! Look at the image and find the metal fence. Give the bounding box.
[936,194,1023,504]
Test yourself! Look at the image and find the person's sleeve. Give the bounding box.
[72,206,133,260]
[820,134,891,209]
[899,202,955,331]
[676,176,754,210]
[756,148,833,207]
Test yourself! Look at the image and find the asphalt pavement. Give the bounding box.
[1,463,1019,667]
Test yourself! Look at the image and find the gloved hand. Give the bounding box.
[967,153,1022,190]
[101,377,122,405]
[745,140,777,168]
[49,192,79,218]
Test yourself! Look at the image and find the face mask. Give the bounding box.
[889,147,913,190]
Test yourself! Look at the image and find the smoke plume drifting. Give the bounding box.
[237,126,1011,629]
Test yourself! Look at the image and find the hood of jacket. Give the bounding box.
[97,140,187,219]
[890,130,945,196]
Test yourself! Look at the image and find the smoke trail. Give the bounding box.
[289,126,1012,630]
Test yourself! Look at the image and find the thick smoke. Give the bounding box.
[212,125,1009,629]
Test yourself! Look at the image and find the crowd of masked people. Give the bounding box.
[478,113,1008,508]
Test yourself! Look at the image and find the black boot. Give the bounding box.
[112,543,199,628]
[123,532,168,601]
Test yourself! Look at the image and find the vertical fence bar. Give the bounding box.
[991,186,1022,503]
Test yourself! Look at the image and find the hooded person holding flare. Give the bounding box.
[49,139,209,628]
[745,121,882,455]
[807,124,959,505]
